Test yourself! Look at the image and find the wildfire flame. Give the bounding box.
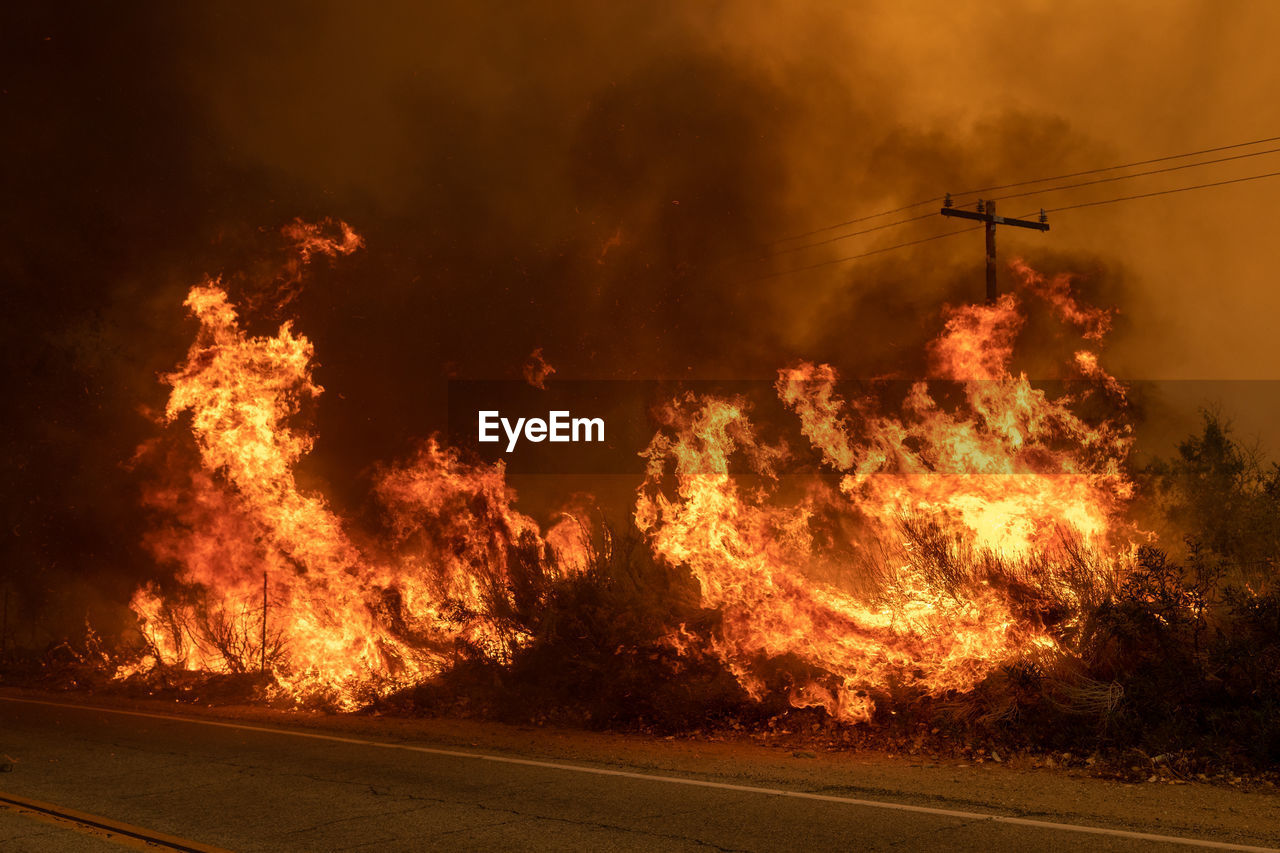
[523,346,557,390]
[125,223,1134,723]
[635,273,1133,721]
[126,224,584,707]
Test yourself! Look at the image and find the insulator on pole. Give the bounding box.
[976,198,985,214]
[943,192,953,208]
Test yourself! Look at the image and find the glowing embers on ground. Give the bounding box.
[635,269,1133,722]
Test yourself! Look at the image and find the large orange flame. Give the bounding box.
[125,224,586,707]
[635,270,1133,721]
[126,229,1132,722]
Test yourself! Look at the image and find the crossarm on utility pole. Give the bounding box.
[940,198,1049,302]
[940,207,1050,231]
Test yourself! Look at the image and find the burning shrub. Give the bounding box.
[117,227,600,709]
[49,222,1272,773]
[634,287,1134,724]
[383,519,755,729]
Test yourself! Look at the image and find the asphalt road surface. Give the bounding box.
[0,692,1277,851]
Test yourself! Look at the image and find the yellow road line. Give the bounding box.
[0,789,232,852]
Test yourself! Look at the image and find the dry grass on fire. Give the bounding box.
[384,412,1280,781]
[7,416,1280,781]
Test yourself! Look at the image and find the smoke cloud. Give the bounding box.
[4,0,1277,641]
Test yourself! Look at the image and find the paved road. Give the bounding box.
[0,694,1276,851]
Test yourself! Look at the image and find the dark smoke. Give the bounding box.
[3,0,1269,645]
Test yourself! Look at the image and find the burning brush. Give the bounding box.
[119,220,1137,724]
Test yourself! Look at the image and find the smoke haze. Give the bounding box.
[4,1,1278,639]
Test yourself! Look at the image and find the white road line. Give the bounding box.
[1,695,1274,852]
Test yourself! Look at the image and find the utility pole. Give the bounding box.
[941,195,1049,303]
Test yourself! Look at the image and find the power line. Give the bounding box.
[758,211,937,259]
[764,133,1280,247]
[766,144,1280,262]
[754,167,1280,281]
[765,197,945,245]
[952,133,1280,199]
[1042,168,1280,213]
[987,145,1280,205]
[752,225,980,280]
